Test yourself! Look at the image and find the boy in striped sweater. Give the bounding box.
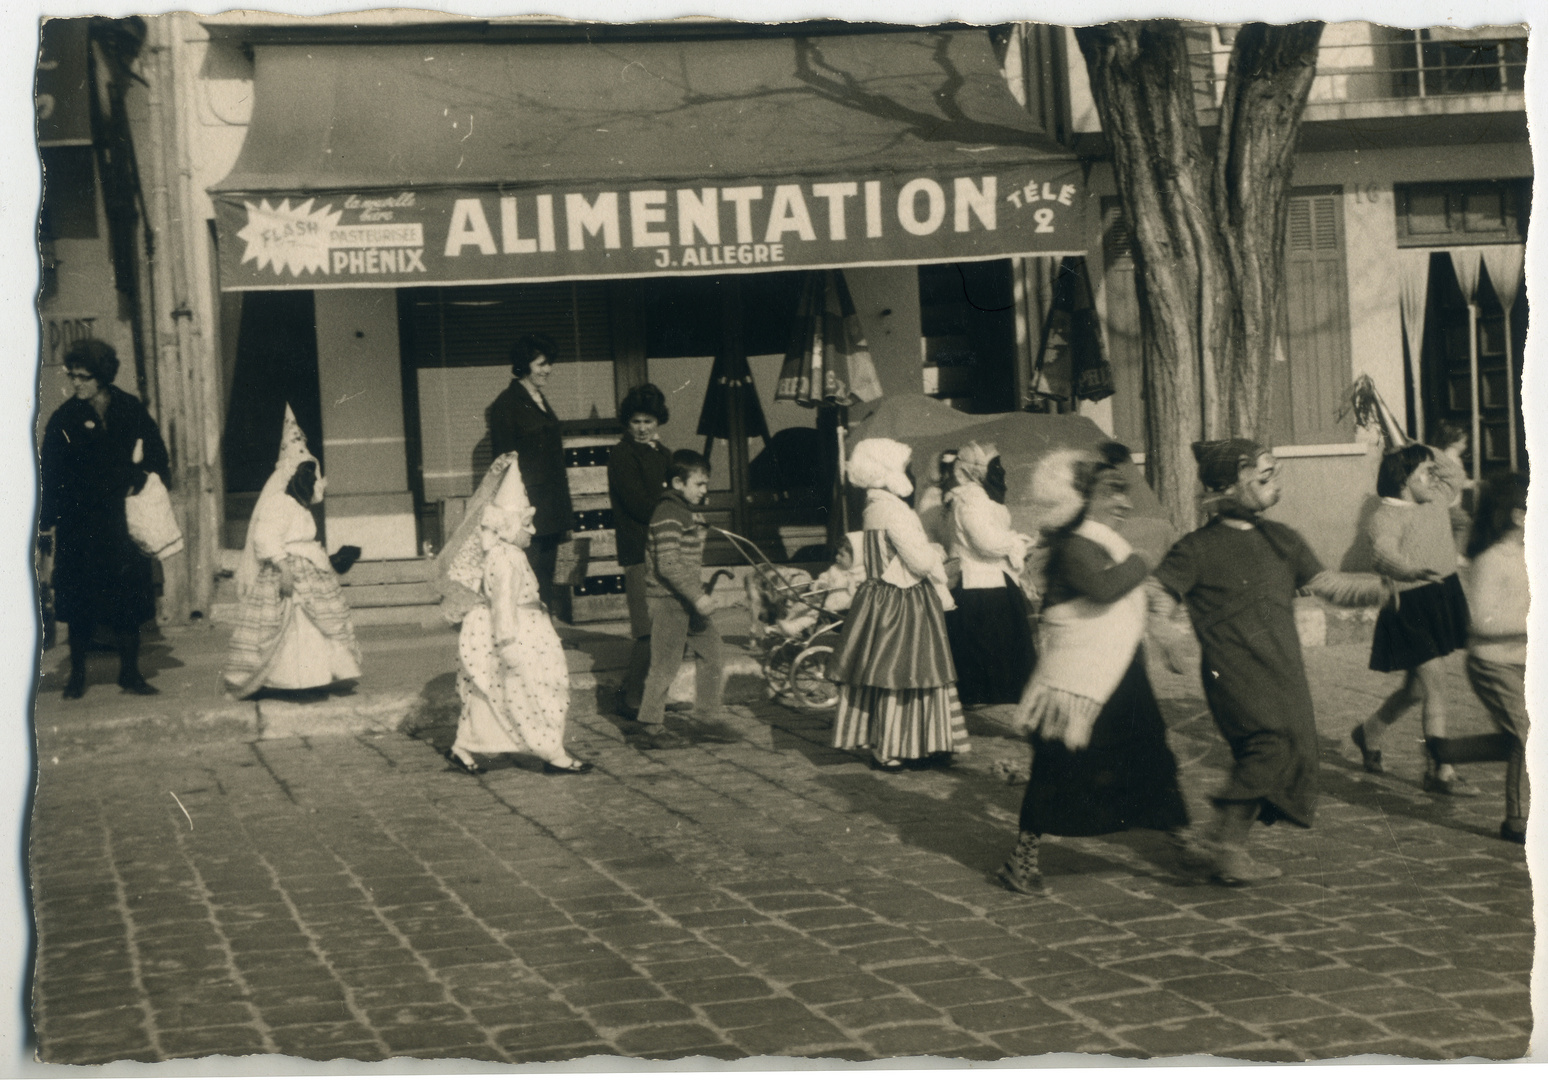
[637,450,722,749]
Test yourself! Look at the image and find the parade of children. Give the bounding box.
[52,397,1531,895]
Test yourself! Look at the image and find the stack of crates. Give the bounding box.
[554,434,630,623]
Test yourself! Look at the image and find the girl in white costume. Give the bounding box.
[225,406,361,698]
[436,453,590,775]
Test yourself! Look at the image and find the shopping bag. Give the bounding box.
[125,471,185,560]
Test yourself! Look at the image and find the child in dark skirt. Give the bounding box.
[1351,445,1475,795]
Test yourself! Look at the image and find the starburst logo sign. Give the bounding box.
[236,198,344,276]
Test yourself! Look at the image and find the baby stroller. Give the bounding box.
[715,528,843,710]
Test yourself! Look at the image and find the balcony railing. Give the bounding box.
[1188,27,1527,110]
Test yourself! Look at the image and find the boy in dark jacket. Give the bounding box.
[637,450,721,749]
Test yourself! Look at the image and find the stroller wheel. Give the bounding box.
[762,639,804,694]
[788,645,839,710]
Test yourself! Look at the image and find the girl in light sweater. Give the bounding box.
[1351,445,1474,795]
[1461,473,1529,843]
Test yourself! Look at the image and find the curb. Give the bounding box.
[35,654,770,752]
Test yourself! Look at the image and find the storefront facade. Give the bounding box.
[201,21,1087,617]
[42,15,1526,623]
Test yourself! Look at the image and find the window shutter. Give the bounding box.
[1276,191,1354,445]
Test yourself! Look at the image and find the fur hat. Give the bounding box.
[847,438,913,499]
[1192,438,1268,493]
[1028,448,1095,532]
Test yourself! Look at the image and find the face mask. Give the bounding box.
[984,458,1008,505]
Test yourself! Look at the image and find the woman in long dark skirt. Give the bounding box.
[944,442,1035,706]
[1000,443,1189,894]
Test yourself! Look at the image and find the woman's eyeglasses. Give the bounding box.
[65,372,96,382]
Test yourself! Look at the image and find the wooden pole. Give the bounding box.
[1502,306,1519,471]
[1467,300,1481,483]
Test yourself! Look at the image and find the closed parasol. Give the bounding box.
[776,270,884,408]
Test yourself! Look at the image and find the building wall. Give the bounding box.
[313,289,418,559]
[1263,446,1383,571]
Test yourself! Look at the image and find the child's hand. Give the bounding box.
[1153,628,1189,674]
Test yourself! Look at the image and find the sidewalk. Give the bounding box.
[27,614,1534,1064]
[33,611,767,753]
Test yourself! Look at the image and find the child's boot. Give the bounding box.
[997,831,1046,895]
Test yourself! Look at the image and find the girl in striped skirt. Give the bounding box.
[828,438,969,771]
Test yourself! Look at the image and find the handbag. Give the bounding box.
[124,438,184,560]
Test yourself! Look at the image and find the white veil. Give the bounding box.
[434,451,529,625]
[235,405,318,600]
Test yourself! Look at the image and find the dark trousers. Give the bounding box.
[638,597,723,729]
[622,563,651,711]
[526,533,562,616]
[66,620,145,687]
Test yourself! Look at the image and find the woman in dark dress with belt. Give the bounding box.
[487,333,573,614]
[39,340,170,698]
[606,383,673,717]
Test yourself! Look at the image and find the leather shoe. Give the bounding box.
[119,677,159,696]
[443,749,484,775]
[543,759,594,775]
[62,676,86,700]
[641,729,690,750]
[1350,725,1382,774]
[1500,821,1527,844]
[1423,771,1480,797]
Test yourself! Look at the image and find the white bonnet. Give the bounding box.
[953,441,997,486]
[847,438,914,498]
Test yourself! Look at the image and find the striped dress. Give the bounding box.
[829,507,969,760]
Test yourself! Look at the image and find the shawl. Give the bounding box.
[1021,519,1147,748]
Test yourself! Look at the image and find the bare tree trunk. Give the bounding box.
[1075,22,1227,532]
[1212,23,1324,437]
[1076,20,1323,532]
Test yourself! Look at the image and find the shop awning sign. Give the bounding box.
[210,29,1091,291]
[215,167,1087,291]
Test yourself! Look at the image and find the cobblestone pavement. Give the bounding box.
[28,641,1534,1065]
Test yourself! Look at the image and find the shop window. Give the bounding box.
[403,282,615,504]
[1396,181,1528,247]
[638,272,827,557]
[919,260,1015,413]
[1097,199,1146,448]
[642,271,813,494]
[39,146,99,241]
[221,290,324,546]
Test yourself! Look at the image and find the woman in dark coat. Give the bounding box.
[606,383,673,717]
[487,333,573,614]
[39,339,170,698]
